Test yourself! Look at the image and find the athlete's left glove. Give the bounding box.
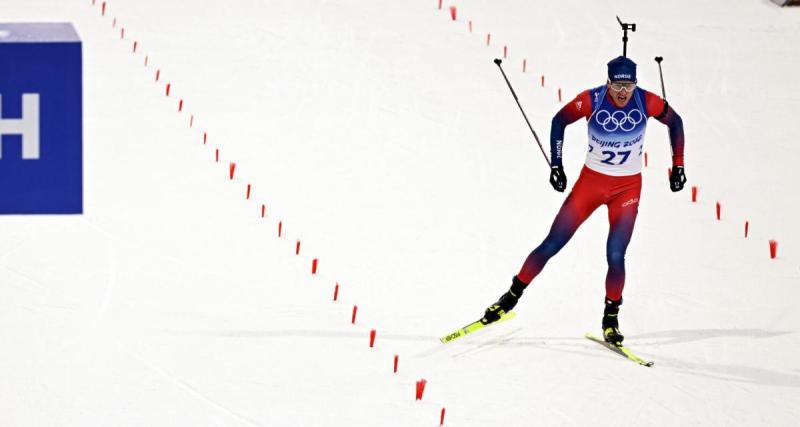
[669,166,686,192]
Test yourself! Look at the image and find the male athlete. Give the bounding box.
[483,56,686,343]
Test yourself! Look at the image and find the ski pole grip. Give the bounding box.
[494,58,502,66]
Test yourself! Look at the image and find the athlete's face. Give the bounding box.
[607,80,636,108]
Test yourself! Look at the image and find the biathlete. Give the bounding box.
[483,56,686,343]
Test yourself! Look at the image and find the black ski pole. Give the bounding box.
[654,56,667,101]
[493,58,551,168]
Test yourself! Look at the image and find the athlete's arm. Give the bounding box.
[550,90,592,167]
[645,91,685,167]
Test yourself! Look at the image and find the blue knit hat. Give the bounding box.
[607,56,637,82]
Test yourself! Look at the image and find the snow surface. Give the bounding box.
[1,0,800,425]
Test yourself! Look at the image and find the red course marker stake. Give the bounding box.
[178,99,183,112]
[644,151,648,167]
[189,115,194,127]
[351,305,358,324]
[393,355,399,373]
[166,83,171,97]
[261,204,266,218]
[101,2,106,16]
[278,221,283,237]
[438,0,442,10]
[769,240,778,259]
[744,220,749,238]
[203,132,208,144]
[503,45,507,59]
[558,88,562,102]
[541,75,545,87]
[449,6,457,21]
[311,259,318,274]
[229,162,236,180]
[523,58,527,73]
[333,283,339,301]
[215,148,219,162]
[133,41,137,53]
[716,202,721,220]
[369,329,376,348]
[295,240,301,255]
[415,379,427,400]
[691,186,698,202]
[468,20,472,33]
[486,33,491,46]
[144,55,149,67]
[120,28,125,40]
[246,183,251,200]
[155,69,160,82]
[440,408,446,426]
[112,18,116,28]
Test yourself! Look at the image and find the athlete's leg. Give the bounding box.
[517,171,604,284]
[604,179,642,301]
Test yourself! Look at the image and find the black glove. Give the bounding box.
[549,165,567,192]
[670,166,686,192]
[483,276,527,324]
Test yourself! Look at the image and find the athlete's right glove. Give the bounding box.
[549,165,567,192]
[669,166,686,192]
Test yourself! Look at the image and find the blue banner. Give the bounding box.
[0,23,83,214]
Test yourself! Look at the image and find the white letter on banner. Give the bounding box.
[0,94,41,159]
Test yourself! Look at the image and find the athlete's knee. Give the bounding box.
[606,249,626,267]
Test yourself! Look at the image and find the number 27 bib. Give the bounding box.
[585,86,649,176]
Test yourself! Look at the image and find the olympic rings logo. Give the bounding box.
[595,109,644,132]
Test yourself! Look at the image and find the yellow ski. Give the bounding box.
[585,333,654,367]
[440,311,517,344]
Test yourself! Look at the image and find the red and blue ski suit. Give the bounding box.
[517,85,684,301]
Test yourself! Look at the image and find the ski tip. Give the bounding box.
[584,332,603,341]
[586,332,656,367]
